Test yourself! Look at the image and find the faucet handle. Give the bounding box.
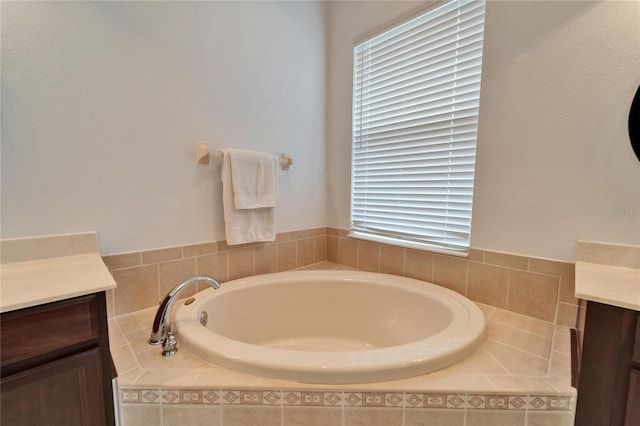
[162,331,178,357]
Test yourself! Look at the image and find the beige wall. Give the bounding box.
[1,1,327,255]
[3,0,638,261]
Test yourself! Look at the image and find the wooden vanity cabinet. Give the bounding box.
[575,301,639,426]
[625,317,640,425]
[0,292,115,426]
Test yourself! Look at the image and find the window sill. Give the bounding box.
[348,231,469,258]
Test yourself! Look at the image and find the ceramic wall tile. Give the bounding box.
[466,410,526,426]
[314,236,327,263]
[380,245,405,276]
[197,252,229,283]
[339,238,358,269]
[278,241,297,272]
[325,228,578,327]
[357,240,380,272]
[113,264,159,316]
[229,249,255,280]
[484,251,529,270]
[282,407,342,426]
[467,262,509,309]
[526,411,573,426]
[404,408,464,426]
[142,247,182,264]
[162,405,222,426]
[102,252,141,270]
[404,249,434,282]
[327,236,340,263]
[433,254,468,295]
[254,244,278,275]
[343,407,403,426]
[508,270,559,322]
[222,406,282,426]
[182,242,217,258]
[159,258,197,298]
[119,404,161,426]
[297,238,315,268]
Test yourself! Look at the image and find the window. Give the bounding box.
[351,0,486,254]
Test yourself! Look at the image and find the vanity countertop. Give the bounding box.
[0,232,116,313]
[574,241,640,311]
[575,261,640,311]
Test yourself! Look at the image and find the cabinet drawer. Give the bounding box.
[0,295,99,368]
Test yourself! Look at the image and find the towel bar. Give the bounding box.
[196,142,292,170]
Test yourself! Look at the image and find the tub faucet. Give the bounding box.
[149,275,221,356]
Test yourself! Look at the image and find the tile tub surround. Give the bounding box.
[328,228,578,327]
[111,297,575,426]
[103,226,578,331]
[102,228,328,317]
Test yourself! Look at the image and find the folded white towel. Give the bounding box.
[221,150,276,245]
[228,148,277,209]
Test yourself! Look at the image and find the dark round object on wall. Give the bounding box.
[630,84,640,161]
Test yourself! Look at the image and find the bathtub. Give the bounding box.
[174,270,486,384]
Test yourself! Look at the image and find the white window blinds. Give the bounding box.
[351,0,486,253]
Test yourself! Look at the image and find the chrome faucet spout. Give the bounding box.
[149,275,220,356]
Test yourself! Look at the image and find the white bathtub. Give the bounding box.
[174,270,486,384]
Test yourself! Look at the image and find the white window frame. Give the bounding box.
[350,0,486,255]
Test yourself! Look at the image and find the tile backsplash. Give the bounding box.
[104,227,578,328]
[327,229,577,326]
[576,240,640,269]
[103,228,327,317]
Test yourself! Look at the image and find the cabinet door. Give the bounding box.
[625,369,640,426]
[1,347,106,426]
[576,301,637,426]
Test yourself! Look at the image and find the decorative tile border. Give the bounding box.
[282,391,343,406]
[120,388,161,404]
[220,390,281,406]
[530,394,573,411]
[119,388,575,412]
[342,392,404,407]
[160,389,221,405]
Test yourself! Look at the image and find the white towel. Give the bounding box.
[221,149,276,245]
[228,148,277,209]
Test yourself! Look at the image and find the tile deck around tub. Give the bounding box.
[111,263,576,425]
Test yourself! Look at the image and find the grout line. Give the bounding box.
[482,349,514,378]
[464,259,470,296]
[485,337,550,362]
[505,268,511,309]
[432,254,438,284]
[487,321,554,345]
